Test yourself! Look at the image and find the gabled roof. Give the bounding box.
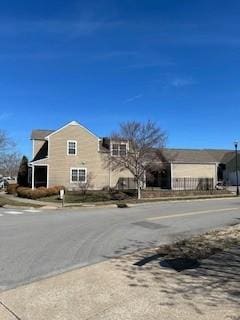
[161,148,216,163]
[31,129,54,140]
[204,149,235,163]
[31,121,99,141]
[159,148,236,164]
[45,121,99,140]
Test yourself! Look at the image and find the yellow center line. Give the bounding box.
[147,207,239,221]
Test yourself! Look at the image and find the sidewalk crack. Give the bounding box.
[0,300,22,320]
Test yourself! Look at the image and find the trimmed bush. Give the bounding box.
[16,187,32,199]
[6,183,19,195]
[110,191,128,201]
[17,186,65,200]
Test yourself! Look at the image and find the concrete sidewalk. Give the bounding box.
[0,193,61,208]
[0,245,239,320]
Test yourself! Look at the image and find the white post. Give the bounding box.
[32,165,35,189]
[47,165,49,188]
[170,162,173,190]
[109,160,111,189]
[215,163,218,188]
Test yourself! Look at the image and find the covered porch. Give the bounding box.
[30,164,48,189]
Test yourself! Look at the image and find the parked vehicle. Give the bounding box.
[0,178,7,189]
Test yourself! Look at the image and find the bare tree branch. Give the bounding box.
[110,120,167,199]
[0,129,15,152]
[78,172,94,196]
[0,152,21,177]
[0,130,19,178]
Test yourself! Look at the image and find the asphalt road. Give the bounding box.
[1,197,240,290]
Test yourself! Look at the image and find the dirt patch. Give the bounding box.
[132,224,240,271]
[158,224,240,260]
[109,224,240,313]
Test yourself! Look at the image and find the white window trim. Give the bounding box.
[70,167,87,183]
[31,164,49,189]
[110,142,128,156]
[67,140,77,156]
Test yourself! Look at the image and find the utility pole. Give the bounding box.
[234,141,239,196]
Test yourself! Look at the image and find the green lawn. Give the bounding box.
[38,190,138,204]
[38,190,234,206]
[39,192,120,203]
[0,195,41,208]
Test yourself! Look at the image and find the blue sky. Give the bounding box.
[0,0,240,158]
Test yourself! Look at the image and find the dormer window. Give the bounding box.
[112,144,119,156]
[120,144,127,156]
[111,143,127,156]
[67,140,77,155]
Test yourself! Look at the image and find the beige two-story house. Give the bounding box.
[30,120,238,191]
[30,121,133,190]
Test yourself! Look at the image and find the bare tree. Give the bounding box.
[0,130,19,178]
[110,121,167,199]
[0,152,21,178]
[0,130,12,152]
[78,172,94,196]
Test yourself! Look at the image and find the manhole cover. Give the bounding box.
[132,221,167,230]
[160,258,200,272]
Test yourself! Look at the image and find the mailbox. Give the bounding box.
[59,189,65,200]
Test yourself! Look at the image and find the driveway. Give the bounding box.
[0,197,240,290]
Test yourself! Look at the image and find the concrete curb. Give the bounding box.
[1,193,236,210]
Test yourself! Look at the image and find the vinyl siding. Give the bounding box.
[45,124,132,190]
[33,140,46,158]
[172,163,216,179]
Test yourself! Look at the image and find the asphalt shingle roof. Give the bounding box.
[30,128,236,165]
[160,148,235,164]
[31,130,54,140]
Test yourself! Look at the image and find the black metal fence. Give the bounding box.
[116,177,136,190]
[116,177,214,191]
[172,178,214,191]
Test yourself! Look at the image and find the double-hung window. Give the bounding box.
[119,144,127,156]
[111,143,127,156]
[71,168,86,183]
[67,140,77,155]
[112,144,119,156]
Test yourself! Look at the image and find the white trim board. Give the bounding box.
[30,157,48,165]
[31,163,49,189]
[70,167,87,184]
[67,140,77,156]
[45,121,99,140]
